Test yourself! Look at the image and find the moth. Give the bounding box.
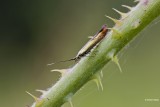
[48,25,108,65]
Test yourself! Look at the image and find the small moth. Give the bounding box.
[48,25,108,65]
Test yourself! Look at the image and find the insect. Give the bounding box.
[48,25,108,65]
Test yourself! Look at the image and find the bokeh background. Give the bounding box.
[0,0,160,107]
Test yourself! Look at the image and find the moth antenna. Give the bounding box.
[47,57,76,66]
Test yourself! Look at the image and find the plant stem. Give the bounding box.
[31,0,160,107]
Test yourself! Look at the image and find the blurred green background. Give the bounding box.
[0,0,160,107]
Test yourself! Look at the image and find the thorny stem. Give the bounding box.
[30,0,160,107]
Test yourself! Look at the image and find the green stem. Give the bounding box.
[31,0,160,107]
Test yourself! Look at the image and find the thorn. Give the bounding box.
[36,89,46,94]
[93,74,103,91]
[108,50,122,73]
[112,8,127,18]
[26,91,39,102]
[64,93,74,107]
[68,99,73,107]
[100,70,103,78]
[112,56,122,73]
[94,79,99,90]
[98,75,103,91]
[122,5,132,10]
[51,69,67,76]
[105,15,122,25]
